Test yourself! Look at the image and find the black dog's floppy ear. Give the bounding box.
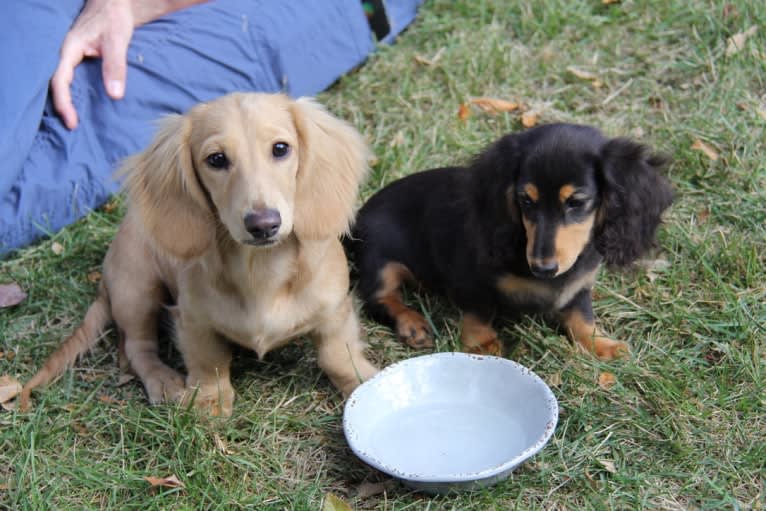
[470,134,523,222]
[596,137,674,266]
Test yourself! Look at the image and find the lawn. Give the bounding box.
[1,0,765,509]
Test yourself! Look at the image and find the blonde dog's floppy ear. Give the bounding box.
[290,98,369,240]
[121,113,215,259]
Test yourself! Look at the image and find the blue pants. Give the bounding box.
[0,0,420,255]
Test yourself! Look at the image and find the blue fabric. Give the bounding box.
[0,0,421,256]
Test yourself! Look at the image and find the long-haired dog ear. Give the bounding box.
[596,137,674,266]
[470,134,522,223]
[290,98,369,241]
[121,113,215,259]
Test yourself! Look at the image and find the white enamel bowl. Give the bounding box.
[343,352,559,494]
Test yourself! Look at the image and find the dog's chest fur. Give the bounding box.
[495,266,598,311]
[181,240,332,358]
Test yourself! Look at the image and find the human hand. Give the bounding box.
[52,0,136,129]
[52,0,206,129]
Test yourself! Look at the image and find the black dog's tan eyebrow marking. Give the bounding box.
[524,183,539,201]
[559,184,576,202]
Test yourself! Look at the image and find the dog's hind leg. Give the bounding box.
[361,261,434,349]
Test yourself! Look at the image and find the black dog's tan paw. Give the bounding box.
[464,337,503,356]
[460,314,503,356]
[576,336,630,361]
[395,311,434,349]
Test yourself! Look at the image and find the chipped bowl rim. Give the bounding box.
[343,352,559,485]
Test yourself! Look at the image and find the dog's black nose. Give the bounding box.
[530,261,558,278]
[244,209,281,239]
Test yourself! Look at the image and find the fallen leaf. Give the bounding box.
[726,26,757,57]
[691,139,719,161]
[322,493,353,511]
[0,375,22,404]
[567,66,598,81]
[0,283,27,308]
[722,4,738,19]
[144,474,185,489]
[697,208,710,225]
[213,433,231,455]
[521,110,540,128]
[458,103,471,122]
[598,372,617,390]
[469,97,520,114]
[598,459,618,473]
[736,102,749,111]
[354,480,395,499]
[87,271,102,283]
[98,394,126,406]
[51,242,64,255]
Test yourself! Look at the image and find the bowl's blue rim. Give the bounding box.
[343,352,560,484]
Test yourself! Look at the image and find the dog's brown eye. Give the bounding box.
[272,142,290,159]
[206,152,229,170]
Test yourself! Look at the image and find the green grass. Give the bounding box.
[2,0,765,509]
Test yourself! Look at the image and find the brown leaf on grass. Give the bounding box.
[0,283,27,308]
[469,97,520,114]
[457,103,471,122]
[567,66,598,81]
[521,110,540,128]
[722,4,738,19]
[0,375,22,407]
[51,242,64,255]
[697,208,710,225]
[87,271,102,283]
[322,493,354,511]
[598,372,617,390]
[726,26,757,57]
[691,139,719,161]
[144,474,185,489]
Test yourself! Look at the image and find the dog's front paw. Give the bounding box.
[464,336,503,356]
[181,383,235,417]
[143,366,186,404]
[395,311,434,349]
[582,337,630,361]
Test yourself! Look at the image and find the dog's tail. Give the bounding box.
[19,283,112,411]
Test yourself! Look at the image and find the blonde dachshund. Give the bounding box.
[20,93,378,416]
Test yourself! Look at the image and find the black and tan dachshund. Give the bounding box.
[349,123,673,359]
